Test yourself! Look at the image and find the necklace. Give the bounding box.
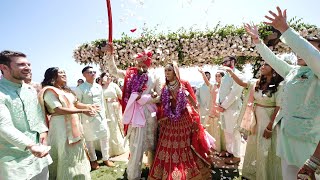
[168,80,178,91]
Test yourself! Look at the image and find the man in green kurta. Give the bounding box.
[75,66,114,170]
[0,50,52,180]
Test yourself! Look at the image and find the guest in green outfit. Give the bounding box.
[245,6,320,180]
[39,67,95,180]
[223,61,283,180]
[0,50,52,180]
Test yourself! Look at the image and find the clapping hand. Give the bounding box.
[28,144,51,158]
[264,6,289,33]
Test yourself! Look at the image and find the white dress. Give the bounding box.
[102,82,126,157]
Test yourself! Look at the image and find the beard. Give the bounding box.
[10,69,29,81]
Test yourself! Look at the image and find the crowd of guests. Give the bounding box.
[0,6,319,180]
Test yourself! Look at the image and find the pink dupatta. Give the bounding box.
[39,86,82,144]
[239,81,257,135]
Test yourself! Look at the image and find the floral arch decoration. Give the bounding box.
[73,18,319,77]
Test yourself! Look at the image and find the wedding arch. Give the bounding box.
[73,18,318,76]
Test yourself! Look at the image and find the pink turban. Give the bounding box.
[134,50,152,67]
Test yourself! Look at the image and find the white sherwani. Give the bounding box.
[219,68,244,157]
[196,83,211,124]
[105,55,161,180]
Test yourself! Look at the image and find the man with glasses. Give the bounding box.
[75,66,114,170]
[217,56,244,165]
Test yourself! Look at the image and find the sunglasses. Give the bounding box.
[86,71,96,74]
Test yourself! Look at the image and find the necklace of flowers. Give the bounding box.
[124,73,148,103]
[162,85,187,122]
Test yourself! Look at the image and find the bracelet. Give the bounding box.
[265,128,272,132]
[311,156,320,166]
[305,159,318,172]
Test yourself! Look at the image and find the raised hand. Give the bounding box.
[264,6,289,33]
[198,67,204,73]
[244,23,260,44]
[101,43,114,55]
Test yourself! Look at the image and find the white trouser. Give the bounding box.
[30,167,49,180]
[127,126,147,180]
[86,136,109,161]
[224,131,241,157]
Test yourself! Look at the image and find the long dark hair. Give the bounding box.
[41,67,73,94]
[255,69,283,97]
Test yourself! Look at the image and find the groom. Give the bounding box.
[103,44,161,180]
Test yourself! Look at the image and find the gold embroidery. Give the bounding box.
[196,158,204,168]
[153,165,163,179]
[165,151,170,163]
[171,168,182,180]
[172,151,179,163]
[167,140,172,148]
[173,141,179,149]
[158,150,165,160]
[181,151,187,162]
[180,140,185,148]
[161,139,168,147]
[162,169,168,180]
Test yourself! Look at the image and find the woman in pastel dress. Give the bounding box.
[100,72,126,157]
[224,61,283,180]
[39,67,95,180]
[198,68,226,153]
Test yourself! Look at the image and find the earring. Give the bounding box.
[272,72,276,77]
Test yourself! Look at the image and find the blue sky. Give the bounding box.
[1,0,319,86]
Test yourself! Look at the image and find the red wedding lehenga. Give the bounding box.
[148,80,212,180]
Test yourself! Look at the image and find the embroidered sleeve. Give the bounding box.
[104,55,126,78]
[0,99,34,151]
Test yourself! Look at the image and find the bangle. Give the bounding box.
[305,159,318,172]
[265,128,272,132]
[311,156,320,166]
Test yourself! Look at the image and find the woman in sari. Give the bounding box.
[39,67,96,180]
[148,63,213,180]
[198,68,226,153]
[99,72,126,157]
[223,61,283,180]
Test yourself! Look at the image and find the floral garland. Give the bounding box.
[123,73,148,104]
[161,86,187,122]
[73,20,318,69]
